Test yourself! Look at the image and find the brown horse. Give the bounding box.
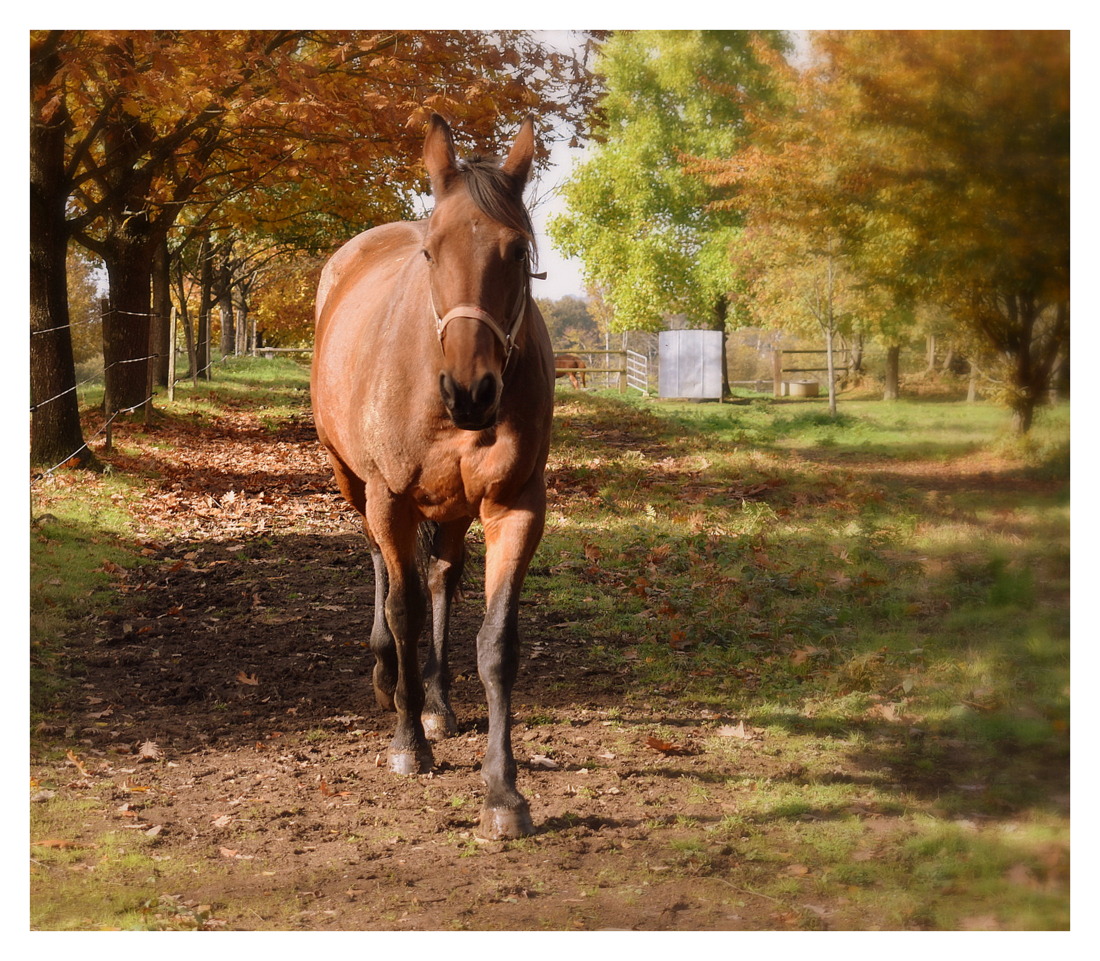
[311,115,554,839]
[554,353,587,389]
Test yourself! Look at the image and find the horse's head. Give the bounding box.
[422,114,537,431]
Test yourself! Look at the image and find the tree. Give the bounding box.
[548,30,789,369]
[30,30,601,463]
[536,295,600,350]
[250,251,326,347]
[30,32,92,469]
[840,30,1068,432]
[693,36,889,415]
[808,31,1068,432]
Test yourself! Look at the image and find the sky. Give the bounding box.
[528,132,589,301]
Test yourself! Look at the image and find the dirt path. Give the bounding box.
[32,411,804,931]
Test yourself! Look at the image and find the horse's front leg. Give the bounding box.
[476,483,546,839]
[423,518,471,740]
[366,493,433,775]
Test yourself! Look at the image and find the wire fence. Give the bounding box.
[29,305,231,487]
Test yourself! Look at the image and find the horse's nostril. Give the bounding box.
[474,373,498,408]
[439,372,458,410]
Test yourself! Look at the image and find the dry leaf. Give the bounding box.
[668,630,692,651]
[645,734,690,755]
[236,671,260,686]
[211,814,233,828]
[120,778,152,793]
[529,755,558,769]
[716,721,758,740]
[138,741,163,761]
[65,749,90,777]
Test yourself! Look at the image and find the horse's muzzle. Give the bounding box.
[439,370,500,431]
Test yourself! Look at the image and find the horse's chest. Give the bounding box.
[368,432,521,521]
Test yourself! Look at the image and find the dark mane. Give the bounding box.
[457,155,538,268]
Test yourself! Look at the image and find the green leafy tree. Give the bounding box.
[548,30,789,368]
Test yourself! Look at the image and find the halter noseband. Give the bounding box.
[431,267,545,372]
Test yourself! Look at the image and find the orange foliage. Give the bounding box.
[250,254,326,347]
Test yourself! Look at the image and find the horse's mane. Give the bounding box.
[457,155,539,269]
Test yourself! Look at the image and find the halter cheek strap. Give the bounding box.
[431,269,546,371]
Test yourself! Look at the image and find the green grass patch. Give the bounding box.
[31,366,1069,931]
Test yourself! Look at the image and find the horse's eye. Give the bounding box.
[422,248,434,264]
[513,246,528,263]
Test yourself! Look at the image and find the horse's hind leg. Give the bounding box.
[423,518,471,740]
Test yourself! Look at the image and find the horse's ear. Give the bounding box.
[424,113,459,196]
[502,116,536,188]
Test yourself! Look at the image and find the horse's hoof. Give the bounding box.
[478,802,534,840]
[388,749,432,776]
[422,711,457,741]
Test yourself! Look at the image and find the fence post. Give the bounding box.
[773,348,783,398]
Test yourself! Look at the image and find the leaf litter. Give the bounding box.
[29,394,1069,931]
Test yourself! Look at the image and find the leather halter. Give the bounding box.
[430,265,545,372]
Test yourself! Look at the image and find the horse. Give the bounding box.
[554,353,587,389]
[311,115,554,840]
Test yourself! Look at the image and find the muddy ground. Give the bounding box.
[33,411,823,932]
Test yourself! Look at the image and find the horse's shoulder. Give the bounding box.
[318,221,426,316]
[331,221,424,271]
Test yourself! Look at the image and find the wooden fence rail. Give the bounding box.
[772,348,850,397]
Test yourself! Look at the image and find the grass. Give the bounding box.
[536,391,1069,731]
[529,386,1069,929]
[28,363,1070,930]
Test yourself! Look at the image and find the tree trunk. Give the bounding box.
[883,344,900,401]
[197,233,212,379]
[217,245,236,356]
[173,261,198,385]
[101,224,155,415]
[30,43,93,468]
[152,235,172,387]
[711,295,731,398]
[235,292,248,355]
[825,322,838,417]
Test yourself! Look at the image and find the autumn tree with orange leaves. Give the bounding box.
[30,30,601,467]
[699,31,1069,431]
